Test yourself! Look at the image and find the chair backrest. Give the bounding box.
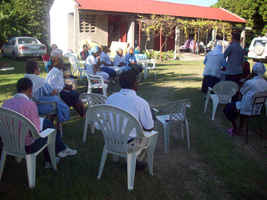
[212,81,239,104]
[68,54,80,73]
[87,105,144,153]
[80,93,107,106]
[251,91,267,115]
[0,107,40,155]
[85,71,105,93]
[169,99,191,121]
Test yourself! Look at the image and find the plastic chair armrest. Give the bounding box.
[39,128,56,138]
[143,130,158,138]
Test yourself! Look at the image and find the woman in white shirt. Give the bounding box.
[46,58,85,117]
[85,46,109,80]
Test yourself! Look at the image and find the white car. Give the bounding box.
[248,36,267,61]
[1,37,46,59]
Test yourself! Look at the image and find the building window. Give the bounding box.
[80,14,96,33]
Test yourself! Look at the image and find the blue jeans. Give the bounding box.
[101,67,116,78]
[25,118,66,162]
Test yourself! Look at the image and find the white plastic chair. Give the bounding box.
[154,99,191,153]
[204,81,239,120]
[143,59,157,80]
[81,93,107,142]
[85,72,108,97]
[242,91,267,144]
[87,105,158,190]
[68,54,86,79]
[0,107,57,188]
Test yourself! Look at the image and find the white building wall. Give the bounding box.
[50,0,76,53]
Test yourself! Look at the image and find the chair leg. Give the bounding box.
[103,86,107,97]
[83,118,88,143]
[211,96,219,120]
[47,133,57,171]
[245,120,249,144]
[0,151,7,180]
[26,154,36,189]
[203,95,209,113]
[97,148,108,179]
[185,119,191,151]
[127,153,137,191]
[163,123,169,153]
[146,134,158,176]
[59,123,63,137]
[90,123,95,134]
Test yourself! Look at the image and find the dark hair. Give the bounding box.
[119,70,137,89]
[83,44,88,49]
[16,78,33,93]
[232,32,241,41]
[25,60,38,74]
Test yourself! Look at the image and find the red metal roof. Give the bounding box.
[76,0,246,23]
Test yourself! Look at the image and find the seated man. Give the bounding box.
[125,47,143,75]
[85,46,109,81]
[106,70,156,168]
[113,48,131,74]
[224,62,267,135]
[46,58,85,118]
[99,46,116,78]
[24,60,70,123]
[2,78,77,168]
[80,44,89,60]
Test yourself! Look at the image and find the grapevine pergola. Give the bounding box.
[138,15,233,59]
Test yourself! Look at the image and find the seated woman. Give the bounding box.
[85,46,109,81]
[99,46,117,78]
[125,47,143,75]
[113,48,131,74]
[201,44,226,93]
[224,62,267,135]
[24,60,70,123]
[46,58,85,118]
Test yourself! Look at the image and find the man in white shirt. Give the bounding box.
[85,46,109,80]
[106,70,157,169]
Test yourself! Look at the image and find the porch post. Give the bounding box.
[160,26,162,61]
[138,21,142,49]
[73,4,79,53]
[174,25,180,59]
[127,19,135,48]
[241,29,246,48]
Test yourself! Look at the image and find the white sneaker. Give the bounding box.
[45,157,60,169]
[57,147,77,158]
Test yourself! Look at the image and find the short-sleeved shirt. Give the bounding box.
[2,93,40,146]
[106,89,154,138]
[224,42,244,75]
[100,52,112,68]
[125,53,137,66]
[85,55,97,74]
[113,55,126,66]
[46,67,65,92]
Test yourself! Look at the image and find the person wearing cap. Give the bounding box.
[224,62,267,135]
[201,42,226,93]
[85,46,109,80]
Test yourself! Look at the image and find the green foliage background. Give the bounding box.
[214,0,267,35]
[0,0,53,47]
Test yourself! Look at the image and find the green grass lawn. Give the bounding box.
[0,57,267,200]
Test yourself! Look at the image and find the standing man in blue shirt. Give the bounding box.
[224,32,244,84]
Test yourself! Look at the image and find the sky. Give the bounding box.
[159,0,218,7]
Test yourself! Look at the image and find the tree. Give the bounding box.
[214,0,266,35]
[0,0,53,47]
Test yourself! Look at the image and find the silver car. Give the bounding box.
[1,37,46,59]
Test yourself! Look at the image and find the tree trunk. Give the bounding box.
[174,26,180,60]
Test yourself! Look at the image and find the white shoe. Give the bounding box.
[45,157,60,169]
[57,147,77,158]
